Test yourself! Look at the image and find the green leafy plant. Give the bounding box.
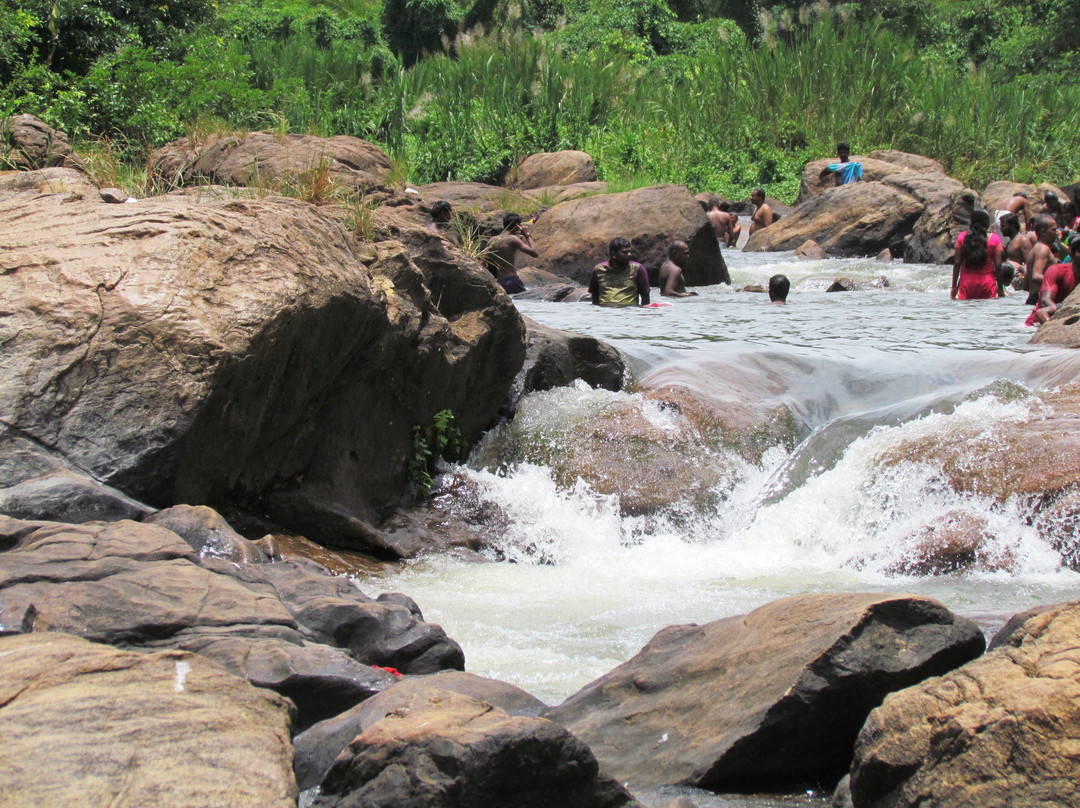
[408,409,468,497]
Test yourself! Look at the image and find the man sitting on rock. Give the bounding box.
[819,141,863,186]
[589,237,650,307]
[769,274,790,304]
[484,212,538,295]
[658,241,698,298]
[1026,235,1080,325]
[749,189,774,236]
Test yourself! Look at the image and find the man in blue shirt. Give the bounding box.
[819,142,863,187]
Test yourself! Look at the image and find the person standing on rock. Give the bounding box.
[1022,215,1059,305]
[1026,235,1080,325]
[485,213,538,295]
[997,192,1032,231]
[589,237,650,307]
[951,210,1004,300]
[749,189,774,236]
[658,241,698,298]
[819,141,862,186]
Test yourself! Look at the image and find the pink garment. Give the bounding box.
[955,231,1002,299]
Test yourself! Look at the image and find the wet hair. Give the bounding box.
[768,274,790,302]
[609,236,631,256]
[699,199,710,212]
[431,200,452,219]
[960,209,990,269]
[1045,191,1059,204]
[999,212,1020,235]
[1070,232,1080,253]
[752,188,766,199]
[708,196,721,210]
[1016,192,1028,199]
[503,212,523,230]
[1001,262,1016,287]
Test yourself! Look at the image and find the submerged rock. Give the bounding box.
[544,593,984,791]
[310,688,640,808]
[0,632,297,808]
[847,600,1080,808]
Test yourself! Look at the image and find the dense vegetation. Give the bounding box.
[2,0,1078,202]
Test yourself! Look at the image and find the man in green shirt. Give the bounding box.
[589,238,651,307]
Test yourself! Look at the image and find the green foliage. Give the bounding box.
[408,410,468,497]
[380,0,462,65]
[557,0,681,59]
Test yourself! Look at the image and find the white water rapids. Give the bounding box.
[357,248,1080,767]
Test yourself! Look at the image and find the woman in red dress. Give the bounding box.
[951,209,1004,299]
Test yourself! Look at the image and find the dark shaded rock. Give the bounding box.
[903,188,981,265]
[509,150,596,189]
[987,602,1068,651]
[294,671,549,789]
[544,593,984,791]
[826,276,889,292]
[513,283,590,302]
[516,316,625,396]
[150,131,394,193]
[530,184,729,286]
[876,248,892,262]
[0,471,154,523]
[848,600,1080,808]
[0,114,85,171]
[0,632,297,808]
[309,688,639,808]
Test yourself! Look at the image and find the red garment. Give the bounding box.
[1026,262,1080,326]
[954,231,1002,299]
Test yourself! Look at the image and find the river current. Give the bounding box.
[355,245,1080,804]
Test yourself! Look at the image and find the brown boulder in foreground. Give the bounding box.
[848,600,1080,808]
[311,688,640,808]
[544,593,984,791]
[0,632,297,808]
[530,183,729,286]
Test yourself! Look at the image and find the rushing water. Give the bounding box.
[356,247,1080,802]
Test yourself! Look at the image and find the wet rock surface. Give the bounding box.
[847,601,1080,808]
[310,687,640,808]
[544,593,984,791]
[0,632,297,808]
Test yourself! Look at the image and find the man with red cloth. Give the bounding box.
[1027,235,1080,326]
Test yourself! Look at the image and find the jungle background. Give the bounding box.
[1,0,1078,202]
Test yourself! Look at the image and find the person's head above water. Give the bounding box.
[608,236,632,264]
[768,273,790,303]
[668,240,689,264]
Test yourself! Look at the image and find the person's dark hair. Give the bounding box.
[999,212,1020,235]
[1001,262,1016,287]
[768,274,790,302]
[1045,191,1059,203]
[719,201,731,212]
[753,188,765,198]
[668,240,688,257]
[960,209,990,269]
[1063,201,1077,219]
[431,200,452,219]
[837,141,850,152]
[1070,232,1080,253]
[1033,214,1056,234]
[609,236,631,256]
[503,212,523,231]
[699,199,709,212]
[1016,192,1028,199]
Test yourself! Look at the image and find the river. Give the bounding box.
[355,246,1080,806]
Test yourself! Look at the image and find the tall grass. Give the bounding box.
[236,10,1080,200]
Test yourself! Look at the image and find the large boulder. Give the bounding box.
[0,632,297,808]
[416,180,538,228]
[509,150,597,189]
[515,316,625,397]
[0,515,464,727]
[543,593,984,791]
[847,600,1080,808]
[529,184,729,286]
[797,155,919,204]
[309,688,641,808]
[865,150,946,174]
[0,192,523,550]
[524,181,608,204]
[746,173,962,257]
[903,188,982,265]
[295,671,549,789]
[0,114,85,171]
[1028,285,1080,347]
[150,131,394,194]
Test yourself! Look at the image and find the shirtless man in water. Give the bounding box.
[998,192,1032,231]
[485,213,538,294]
[1022,215,1059,305]
[705,198,735,246]
[749,188,774,236]
[658,241,698,298]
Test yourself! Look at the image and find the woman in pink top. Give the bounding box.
[951,209,1004,299]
